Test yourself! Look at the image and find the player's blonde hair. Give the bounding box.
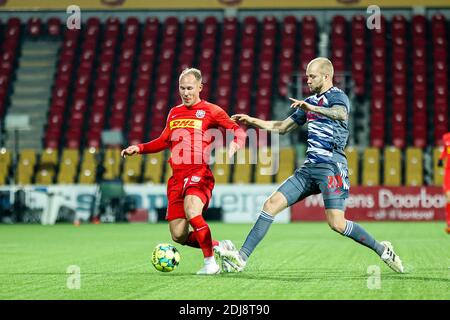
[179,68,202,82]
[307,57,334,79]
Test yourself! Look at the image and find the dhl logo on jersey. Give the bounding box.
[170,119,202,130]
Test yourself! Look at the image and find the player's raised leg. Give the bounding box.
[326,209,404,273]
[184,194,220,275]
[241,191,287,258]
[320,161,404,273]
[221,169,312,272]
[169,217,220,249]
[169,218,190,244]
[220,191,289,272]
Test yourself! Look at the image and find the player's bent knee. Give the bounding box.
[169,225,189,244]
[184,195,205,219]
[325,208,346,233]
[171,232,188,244]
[328,221,345,234]
[262,192,287,215]
[262,198,278,215]
[184,206,202,220]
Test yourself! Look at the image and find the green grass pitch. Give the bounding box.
[0,222,448,300]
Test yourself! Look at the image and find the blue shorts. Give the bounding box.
[277,162,350,210]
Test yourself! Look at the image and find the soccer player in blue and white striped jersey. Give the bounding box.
[220,57,404,274]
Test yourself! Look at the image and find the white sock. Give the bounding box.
[204,256,217,266]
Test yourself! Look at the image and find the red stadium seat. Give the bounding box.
[392,127,406,149]
[412,125,427,148]
[392,97,406,113]
[371,95,385,112]
[435,97,448,113]
[392,85,406,99]
[435,84,448,99]
[234,98,251,114]
[371,110,385,125]
[27,17,42,37]
[370,125,384,148]
[110,114,126,130]
[44,136,60,149]
[435,124,448,145]
[412,15,426,38]
[392,15,407,38]
[46,17,62,37]
[15,15,448,155]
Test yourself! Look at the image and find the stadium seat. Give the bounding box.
[47,17,62,37]
[255,147,274,184]
[35,168,54,185]
[35,149,59,185]
[383,147,401,186]
[275,147,295,184]
[0,149,12,169]
[412,124,427,148]
[370,125,384,148]
[232,148,253,184]
[405,148,423,186]
[102,148,121,180]
[362,148,380,186]
[433,147,444,186]
[392,121,406,149]
[1,15,444,189]
[212,149,230,184]
[27,17,43,37]
[0,149,12,185]
[40,148,58,166]
[0,171,6,185]
[164,163,173,183]
[78,148,98,184]
[345,147,359,186]
[255,165,273,184]
[16,150,37,185]
[392,15,406,37]
[57,149,80,184]
[143,152,165,183]
[232,163,252,184]
[122,155,143,183]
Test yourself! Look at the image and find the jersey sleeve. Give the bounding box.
[137,111,171,154]
[328,91,351,113]
[212,105,247,148]
[289,108,307,126]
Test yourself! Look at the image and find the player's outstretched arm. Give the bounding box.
[121,145,140,158]
[231,114,298,135]
[289,97,348,121]
[127,120,171,156]
[214,108,247,157]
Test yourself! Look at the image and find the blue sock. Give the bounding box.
[239,211,274,260]
[342,221,385,256]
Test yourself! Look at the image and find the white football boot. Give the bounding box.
[213,240,237,272]
[380,241,404,273]
[220,250,247,273]
[196,258,221,275]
